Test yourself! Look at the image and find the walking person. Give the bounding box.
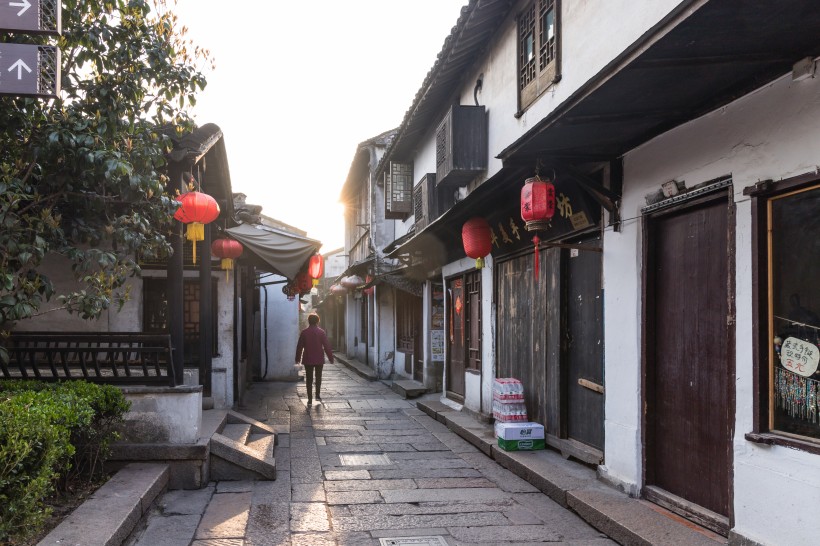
[295,313,334,406]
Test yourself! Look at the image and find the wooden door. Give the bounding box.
[412,296,423,382]
[496,251,548,425]
[466,271,481,371]
[565,236,604,451]
[447,277,466,400]
[645,195,731,520]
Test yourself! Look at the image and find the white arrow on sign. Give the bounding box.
[9,0,31,16]
[9,58,31,79]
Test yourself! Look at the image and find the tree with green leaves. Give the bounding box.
[0,0,212,357]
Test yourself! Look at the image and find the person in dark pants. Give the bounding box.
[295,313,334,406]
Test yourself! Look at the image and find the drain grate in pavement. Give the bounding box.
[379,537,448,546]
[339,453,391,466]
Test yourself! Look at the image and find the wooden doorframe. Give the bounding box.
[640,187,736,534]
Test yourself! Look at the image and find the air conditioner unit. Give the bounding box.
[413,173,436,230]
[435,104,487,187]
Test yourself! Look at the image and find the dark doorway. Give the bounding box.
[565,235,604,452]
[644,193,732,530]
[447,276,466,401]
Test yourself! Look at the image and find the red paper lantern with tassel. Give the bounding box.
[174,191,220,264]
[462,217,492,269]
[308,254,324,287]
[211,238,243,282]
[520,175,556,280]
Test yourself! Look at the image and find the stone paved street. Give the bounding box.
[127,363,615,545]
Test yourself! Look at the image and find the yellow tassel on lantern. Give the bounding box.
[221,258,234,282]
[186,222,205,263]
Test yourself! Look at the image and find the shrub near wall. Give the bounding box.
[0,381,130,544]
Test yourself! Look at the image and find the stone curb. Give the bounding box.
[37,463,169,546]
[332,353,378,381]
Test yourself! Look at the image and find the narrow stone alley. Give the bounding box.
[127,362,614,545]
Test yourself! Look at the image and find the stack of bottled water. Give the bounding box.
[492,378,527,422]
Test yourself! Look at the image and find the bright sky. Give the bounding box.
[172,0,468,252]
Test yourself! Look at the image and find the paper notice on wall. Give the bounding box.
[431,330,445,362]
[780,337,819,377]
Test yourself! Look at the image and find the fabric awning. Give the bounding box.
[226,224,320,279]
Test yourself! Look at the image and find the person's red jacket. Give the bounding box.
[295,325,334,366]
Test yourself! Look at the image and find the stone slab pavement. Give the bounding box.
[123,363,620,544]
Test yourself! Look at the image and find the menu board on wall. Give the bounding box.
[431,282,445,362]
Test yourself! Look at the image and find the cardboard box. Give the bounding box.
[497,437,546,451]
[495,421,545,440]
[495,422,545,451]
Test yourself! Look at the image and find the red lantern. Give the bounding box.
[462,217,492,269]
[211,238,243,282]
[363,275,375,296]
[520,175,556,280]
[174,191,220,264]
[341,275,364,289]
[521,176,556,230]
[308,254,324,287]
[296,271,312,295]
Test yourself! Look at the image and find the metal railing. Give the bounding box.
[1,332,175,386]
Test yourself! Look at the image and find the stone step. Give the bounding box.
[209,410,276,481]
[38,463,168,546]
[247,433,276,458]
[391,379,428,399]
[221,423,252,445]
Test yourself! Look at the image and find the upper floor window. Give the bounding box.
[385,161,413,220]
[518,0,560,112]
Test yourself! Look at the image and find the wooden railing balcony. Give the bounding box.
[0,332,175,386]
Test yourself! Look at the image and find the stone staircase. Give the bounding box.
[209,410,277,480]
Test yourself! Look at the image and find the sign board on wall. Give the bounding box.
[431,330,445,362]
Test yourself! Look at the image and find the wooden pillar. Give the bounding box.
[168,167,185,387]
[199,221,213,396]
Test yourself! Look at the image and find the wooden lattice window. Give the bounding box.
[143,278,218,364]
[385,162,413,220]
[518,0,560,111]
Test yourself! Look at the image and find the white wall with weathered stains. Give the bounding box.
[608,70,820,546]
[261,277,301,381]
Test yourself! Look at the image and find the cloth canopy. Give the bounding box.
[226,224,320,279]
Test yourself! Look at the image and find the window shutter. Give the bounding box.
[385,162,413,220]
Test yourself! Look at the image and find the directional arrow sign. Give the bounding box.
[0,0,61,35]
[0,42,60,97]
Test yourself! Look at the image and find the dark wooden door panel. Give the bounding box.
[647,198,730,517]
[496,252,548,426]
[566,237,604,450]
[447,277,465,397]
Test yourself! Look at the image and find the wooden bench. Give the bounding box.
[1,332,175,386]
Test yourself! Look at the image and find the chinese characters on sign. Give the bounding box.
[780,336,819,377]
[488,192,592,250]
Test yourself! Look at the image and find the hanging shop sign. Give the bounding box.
[780,336,819,377]
[482,174,600,258]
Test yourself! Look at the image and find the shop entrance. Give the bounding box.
[644,192,732,532]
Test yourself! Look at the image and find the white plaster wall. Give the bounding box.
[481,254,496,415]
[261,277,301,380]
[376,287,396,378]
[211,275,234,408]
[610,72,820,545]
